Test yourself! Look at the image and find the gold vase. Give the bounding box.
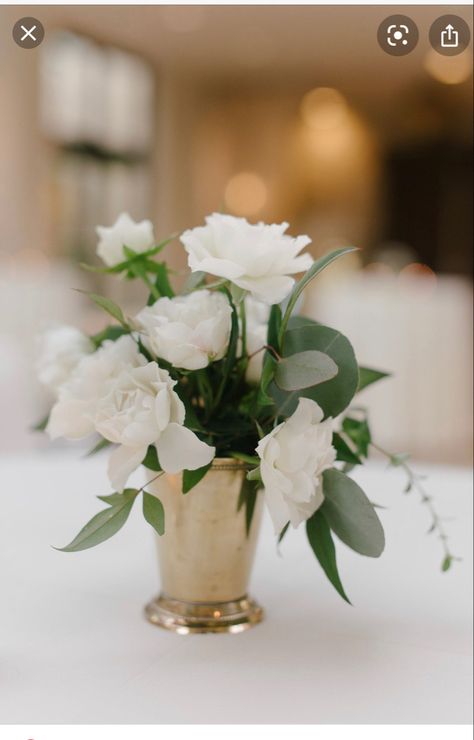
[144,458,264,634]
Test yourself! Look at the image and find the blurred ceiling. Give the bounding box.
[3,5,472,95]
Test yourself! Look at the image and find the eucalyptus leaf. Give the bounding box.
[306,509,351,604]
[279,246,357,343]
[275,350,338,391]
[322,469,385,557]
[143,492,165,536]
[182,462,212,494]
[56,489,138,552]
[271,324,358,418]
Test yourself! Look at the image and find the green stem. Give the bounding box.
[371,441,458,569]
[239,300,247,358]
[129,262,160,300]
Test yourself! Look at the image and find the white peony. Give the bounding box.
[37,325,94,395]
[256,398,336,534]
[136,290,232,370]
[180,213,313,305]
[96,212,155,267]
[94,362,215,490]
[47,336,145,440]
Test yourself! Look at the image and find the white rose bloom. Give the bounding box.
[47,336,145,440]
[256,398,336,534]
[94,362,215,490]
[37,325,94,395]
[136,290,232,370]
[180,213,313,305]
[96,212,155,267]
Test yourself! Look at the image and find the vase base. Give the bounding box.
[144,593,264,634]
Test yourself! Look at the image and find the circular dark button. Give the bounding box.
[378,15,419,56]
[429,15,471,56]
[12,17,45,49]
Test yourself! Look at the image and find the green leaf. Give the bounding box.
[441,555,452,572]
[271,324,359,418]
[80,292,128,328]
[181,270,206,294]
[357,366,390,393]
[279,247,358,343]
[322,469,385,557]
[85,437,112,457]
[212,289,239,410]
[246,467,261,482]
[151,262,174,299]
[237,477,260,536]
[90,325,128,348]
[306,509,351,604]
[278,521,290,545]
[230,452,259,465]
[80,236,175,275]
[257,353,277,406]
[143,492,165,536]
[332,432,362,465]
[342,417,371,458]
[182,462,212,494]
[141,445,162,472]
[230,283,246,305]
[267,304,282,353]
[389,452,410,467]
[275,350,338,391]
[32,414,49,432]
[56,489,138,552]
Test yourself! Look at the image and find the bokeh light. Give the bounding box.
[300,87,348,130]
[224,172,268,216]
[424,49,472,85]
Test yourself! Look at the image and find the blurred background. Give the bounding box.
[0,5,472,464]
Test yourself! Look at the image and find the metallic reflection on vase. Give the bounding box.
[144,458,264,633]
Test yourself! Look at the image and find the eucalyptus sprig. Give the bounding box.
[371,442,460,571]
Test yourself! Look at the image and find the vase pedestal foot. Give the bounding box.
[144,593,264,634]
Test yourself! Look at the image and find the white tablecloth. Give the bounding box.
[1,453,472,724]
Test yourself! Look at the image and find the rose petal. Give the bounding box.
[156,423,215,473]
[108,444,148,491]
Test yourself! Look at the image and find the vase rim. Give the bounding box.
[210,457,251,470]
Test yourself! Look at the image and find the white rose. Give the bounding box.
[180,213,313,305]
[136,290,232,370]
[94,362,215,490]
[256,398,336,534]
[47,336,145,440]
[37,325,94,395]
[96,212,155,267]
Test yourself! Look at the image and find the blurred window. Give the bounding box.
[39,31,154,262]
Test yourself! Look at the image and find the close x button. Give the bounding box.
[12,17,45,49]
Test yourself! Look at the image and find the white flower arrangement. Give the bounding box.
[37,212,458,601]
